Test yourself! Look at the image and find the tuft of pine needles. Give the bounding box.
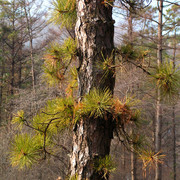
[152,60,180,102]
[139,149,165,177]
[112,95,141,127]
[10,134,45,169]
[32,96,75,133]
[121,44,138,60]
[82,88,113,118]
[96,51,115,84]
[43,37,76,86]
[94,155,116,180]
[50,0,76,28]
[12,110,25,129]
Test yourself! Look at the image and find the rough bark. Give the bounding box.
[70,0,115,179]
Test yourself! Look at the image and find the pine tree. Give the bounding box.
[9,1,180,180]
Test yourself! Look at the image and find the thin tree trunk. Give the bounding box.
[123,145,126,170]
[70,0,115,179]
[10,11,15,96]
[30,38,35,92]
[10,48,15,96]
[128,10,137,180]
[157,0,163,66]
[130,128,137,180]
[131,151,137,180]
[0,33,1,123]
[130,131,137,180]
[155,90,162,180]
[0,30,5,122]
[9,0,16,120]
[172,106,176,180]
[155,0,163,179]
[18,5,23,89]
[0,53,4,123]
[18,56,22,89]
[128,10,133,46]
[172,29,177,180]
[23,0,35,93]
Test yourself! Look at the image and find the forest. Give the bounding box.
[0,0,180,179]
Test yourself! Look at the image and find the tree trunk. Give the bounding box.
[9,0,16,120]
[10,5,15,96]
[172,29,177,180]
[0,52,4,123]
[155,0,163,179]
[10,48,15,96]
[18,5,23,89]
[157,0,163,66]
[23,0,36,93]
[30,37,35,92]
[127,10,137,180]
[172,106,176,180]
[130,128,137,180]
[131,151,137,180]
[128,10,133,46]
[155,90,162,180]
[70,0,115,179]
[18,55,22,89]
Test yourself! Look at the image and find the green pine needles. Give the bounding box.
[32,96,75,134]
[120,44,149,64]
[43,37,77,86]
[12,110,25,129]
[121,44,137,60]
[66,67,78,96]
[10,134,44,169]
[152,60,180,102]
[94,155,116,180]
[96,51,115,84]
[10,88,143,169]
[10,97,76,169]
[131,134,148,152]
[51,0,76,28]
[67,174,79,180]
[82,88,113,118]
